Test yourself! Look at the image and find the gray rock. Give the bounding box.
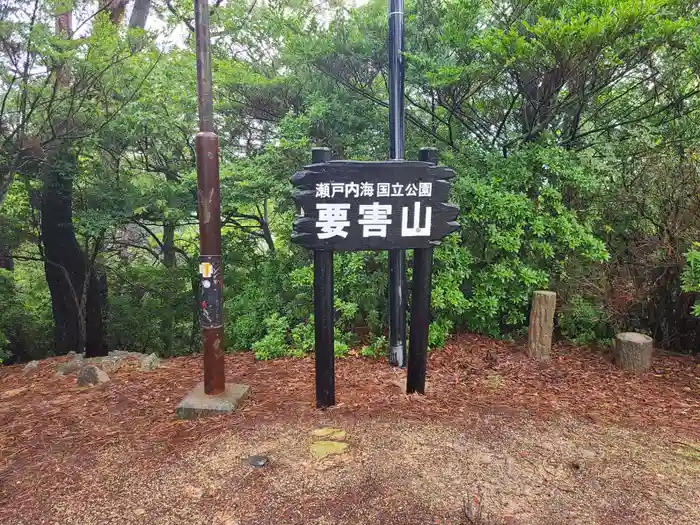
[247,455,268,468]
[109,350,143,358]
[76,365,110,387]
[56,356,85,376]
[140,352,161,371]
[22,360,40,375]
[99,356,127,373]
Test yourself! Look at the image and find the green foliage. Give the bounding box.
[3,0,700,365]
[428,318,453,349]
[682,243,700,318]
[450,145,608,336]
[252,314,293,360]
[333,336,350,358]
[0,262,54,363]
[225,255,303,350]
[558,295,610,346]
[360,335,387,358]
[107,262,196,356]
[290,319,315,354]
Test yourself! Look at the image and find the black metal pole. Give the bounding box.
[194,0,225,395]
[388,0,406,367]
[312,147,335,408]
[406,148,438,394]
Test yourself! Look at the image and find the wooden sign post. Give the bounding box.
[292,148,459,407]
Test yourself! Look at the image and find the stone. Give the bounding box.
[140,352,161,371]
[56,357,84,376]
[22,360,40,375]
[310,440,349,460]
[311,428,347,441]
[109,350,143,358]
[176,383,250,419]
[99,356,126,373]
[76,365,110,387]
[247,455,268,468]
[133,508,146,517]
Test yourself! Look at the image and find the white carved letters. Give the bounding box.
[312,182,436,240]
[316,204,351,239]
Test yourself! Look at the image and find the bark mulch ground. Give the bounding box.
[0,334,698,525]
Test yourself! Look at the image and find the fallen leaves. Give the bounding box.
[0,334,698,524]
[0,387,27,399]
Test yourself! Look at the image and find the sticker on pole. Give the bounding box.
[200,262,213,278]
[199,255,222,328]
[291,160,459,251]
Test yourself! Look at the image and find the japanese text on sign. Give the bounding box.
[291,160,458,252]
[316,201,431,239]
[315,182,433,199]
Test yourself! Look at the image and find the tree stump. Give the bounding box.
[527,291,556,360]
[613,332,653,373]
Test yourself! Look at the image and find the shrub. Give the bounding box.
[558,294,610,345]
[0,263,53,362]
[252,314,291,360]
[107,262,195,356]
[360,335,387,358]
[450,144,608,336]
[682,243,700,317]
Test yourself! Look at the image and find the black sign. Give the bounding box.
[291,161,459,251]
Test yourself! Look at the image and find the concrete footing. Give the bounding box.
[176,382,250,419]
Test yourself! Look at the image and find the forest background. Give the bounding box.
[2,0,700,363]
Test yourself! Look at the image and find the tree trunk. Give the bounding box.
[41,150,107,357]
[613,332,653,373]
[0,245,13,270]
[40,8,109,358]
[527,291,556,360]
[160,215,176,355]
[128,0,151,29]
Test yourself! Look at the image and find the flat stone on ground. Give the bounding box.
[311,427,347,441]
[176,383,250,420]
[310,440,349,460]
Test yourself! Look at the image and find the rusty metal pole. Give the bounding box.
[194,0,225,395]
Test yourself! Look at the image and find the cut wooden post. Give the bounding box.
[527,291,556,360]
[613,332,653,373]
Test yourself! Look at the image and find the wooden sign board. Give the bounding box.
[291,161,459,251]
